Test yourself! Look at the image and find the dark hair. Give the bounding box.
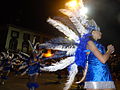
[88,30,95,41]
[88,30,101,42]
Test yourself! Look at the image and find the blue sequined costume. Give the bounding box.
[26,58,40,89]
[84,41,115,89]
[27,62,40,76]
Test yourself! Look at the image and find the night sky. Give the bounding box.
[0,0,120,52]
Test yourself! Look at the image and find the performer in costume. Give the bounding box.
[40,0,116,90]
[83,29,115,89]
[26,54,40,90]
[0,51,14,85]
[20,37,44,90]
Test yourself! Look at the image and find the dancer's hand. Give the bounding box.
[107,44,115,54]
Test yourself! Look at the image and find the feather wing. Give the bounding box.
[59,9,88,36]
[64,63,78,90]
[47,18,80,43]
[40,56,75,72]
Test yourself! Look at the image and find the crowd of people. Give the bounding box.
[0,49,43,90]
[0,48,119,90]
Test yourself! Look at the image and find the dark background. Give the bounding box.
[0,0,120,52]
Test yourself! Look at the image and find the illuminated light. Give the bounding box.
[65,0,79,10]
[65,0,84,10]
[43,49,54,58]
[65,0,88,16]
[78,0,84,6]
[80,7,88,15]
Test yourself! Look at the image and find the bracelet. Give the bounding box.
[106,49,110,54]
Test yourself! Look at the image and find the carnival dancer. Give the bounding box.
[0,51,14,85]
[26,54,40,90]
[82,25,115,90]
[12,54,25,76]
[40,0,116,90]
[20,37,44,90]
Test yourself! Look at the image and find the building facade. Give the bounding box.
[5,25,53,53]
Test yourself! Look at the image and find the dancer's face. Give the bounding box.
[92,30,102,40]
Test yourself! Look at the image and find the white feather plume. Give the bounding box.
[1,52,7,58]
[65,47,77,56]
[59,9,88,36]
[20,52,30,57]
[40,43,76,50]
[28,40,34,50]
[32,37,36,46]
[63,63,78,90]
[47,18,80,43]
[49,46,77,56]
[40,56,75,72]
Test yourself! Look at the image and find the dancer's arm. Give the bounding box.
[87,40,114,63]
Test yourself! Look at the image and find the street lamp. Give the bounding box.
[65,0,88,15]
[65,0,79,10]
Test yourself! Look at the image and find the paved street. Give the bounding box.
[0,72,77,90]
[0,72,120,90]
